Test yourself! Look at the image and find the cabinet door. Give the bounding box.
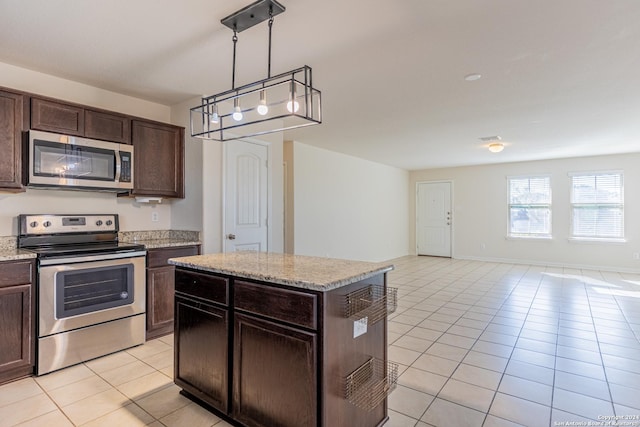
[0,90,25,192]
[233,313,317,427]
[85,109,131,144]
[0,284,32,380]
[175,294,228,413]
[31,97,84,136]
[147,265,175,339]
[131,120,184,198]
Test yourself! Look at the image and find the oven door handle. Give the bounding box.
[38,250,147,266]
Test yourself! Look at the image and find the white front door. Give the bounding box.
[416,181,452,257]
[224,140,269,252]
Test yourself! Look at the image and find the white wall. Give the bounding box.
[410,153,640,272]
[169,97,203,234]
[0,61,176,235]
[291,142,410,262]
[0,62,169,121]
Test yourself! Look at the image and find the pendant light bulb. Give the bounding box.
[232,98,243,121]
[286,100,300,113]
[210,104,220,124]
[287,81,300,113]
[257,90,269,116]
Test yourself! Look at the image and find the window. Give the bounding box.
[570,171,624,240]
[508,175,551,238]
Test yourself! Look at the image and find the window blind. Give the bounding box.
[508,176,551,237]
[570,172,623,239]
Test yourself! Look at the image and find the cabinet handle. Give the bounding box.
[227,234,236,240]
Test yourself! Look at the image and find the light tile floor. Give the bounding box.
[0,256,639,427]
[385,256,640,427]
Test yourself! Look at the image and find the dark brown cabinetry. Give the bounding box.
[85,109,131,144]
[0,89,27,192]
[174,268,392,427]
[131,120,185,198]
[175,270,229,413]
[31,97,85,136]
[0,87,185,198]
[146,245,200,340]
[31,97,131,144]
[0,259,35,384]
[233,313,317,427]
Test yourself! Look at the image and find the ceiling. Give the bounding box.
[2,0,640,170]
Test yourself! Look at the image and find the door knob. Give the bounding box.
[228,234,236,240]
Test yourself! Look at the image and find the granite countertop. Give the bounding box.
[119,230,201,250]
[133,238,202,249]
[0,249,37,262]
[0,237,37,262]
[168,252,394,292]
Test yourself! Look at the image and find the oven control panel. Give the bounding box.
[20,214,119,235]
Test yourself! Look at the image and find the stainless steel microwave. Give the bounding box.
[28,130,134,192]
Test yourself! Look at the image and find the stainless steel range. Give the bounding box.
[18,214,146,375]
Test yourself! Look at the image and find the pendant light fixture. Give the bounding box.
[190,0,322,141]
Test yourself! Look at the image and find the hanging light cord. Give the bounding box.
[232,28,238,89]
[267,10,273,79]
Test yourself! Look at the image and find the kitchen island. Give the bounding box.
[168,252,397,427]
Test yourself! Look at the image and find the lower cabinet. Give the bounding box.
[174,269,230,414]
[0,259,35,384]
[146,245,200,340]
[175,293,228,413]
[232,313,316,427]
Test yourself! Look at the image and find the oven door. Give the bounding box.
[38,252,146,337]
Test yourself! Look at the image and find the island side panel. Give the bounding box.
[321,272,388,427]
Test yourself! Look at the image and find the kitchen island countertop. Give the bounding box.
[168,251,394,292]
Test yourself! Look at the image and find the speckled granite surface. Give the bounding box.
[0,236,35,261]
[168,252,394,292]
[0,236,17,251]
[119,230,201,249]
[0,250,37,262]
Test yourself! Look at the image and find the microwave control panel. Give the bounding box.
[119,152,132,183]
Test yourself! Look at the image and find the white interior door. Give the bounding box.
[224,140,268,252]
[417,181,452,257]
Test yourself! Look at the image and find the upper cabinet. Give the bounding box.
[31,97,85,136]
[31,97,131,144]
[0,88,185,198]
[131,120,185,198]
[85,109,131,144]
[0,89,27,192]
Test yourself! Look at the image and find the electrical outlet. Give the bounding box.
[151,212,159,222]
[633,252,640,260]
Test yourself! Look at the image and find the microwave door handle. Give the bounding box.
[115,150,122,182]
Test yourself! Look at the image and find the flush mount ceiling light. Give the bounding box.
[190,0,322,141]
[488,143,504,153]
[480,135,505,153]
